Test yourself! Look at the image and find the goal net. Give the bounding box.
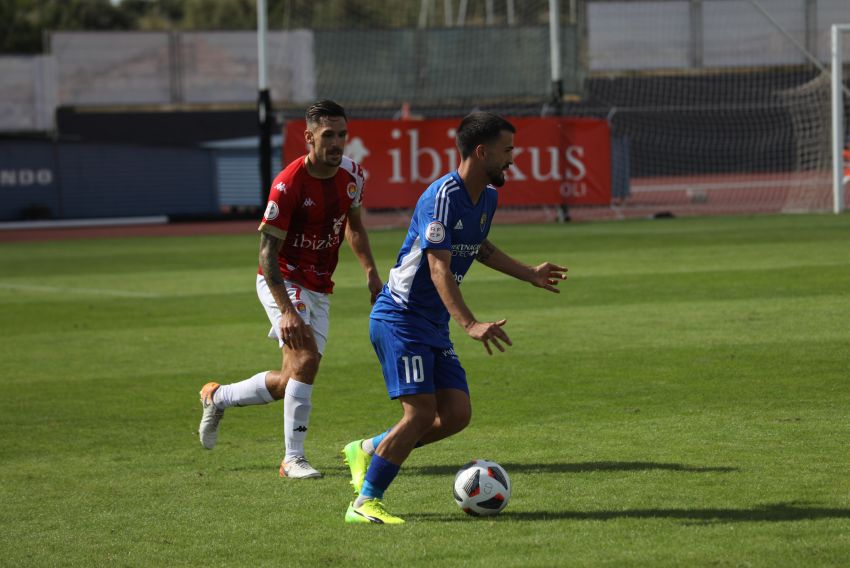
[582,0,850,218]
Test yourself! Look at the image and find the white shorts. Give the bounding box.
[256,275,330,355]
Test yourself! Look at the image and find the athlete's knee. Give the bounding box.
[443,404,471,435]
[264,370,286,399]
[403,406,437,435]
[454,405,472,432]
[297,350,321,377]
[284,349,321,383]
[438,392,471,432]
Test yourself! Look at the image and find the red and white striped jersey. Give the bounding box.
[258,155,365,293]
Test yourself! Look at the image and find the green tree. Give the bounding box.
[0,0,39,53]
[0,0,134,53]
[183,0,257,30]
[120,0,185,30]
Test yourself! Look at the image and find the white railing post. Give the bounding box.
[831,24,848,214]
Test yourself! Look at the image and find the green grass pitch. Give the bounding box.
[1,214,848,566]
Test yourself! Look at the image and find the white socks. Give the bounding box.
[211,373,314,461]
[212,371,274,409]
[283,379,313,461]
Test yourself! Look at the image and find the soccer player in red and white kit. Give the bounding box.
[197,100,382,479]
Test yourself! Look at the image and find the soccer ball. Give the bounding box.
[453,459,511,516]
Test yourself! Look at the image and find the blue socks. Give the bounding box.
[361,428,391,456]
[358,454,400,503]
[354,428,426,507]
[370,429,390,452]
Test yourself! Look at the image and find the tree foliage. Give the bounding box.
[1,0,132,53]
[1,0,555,53]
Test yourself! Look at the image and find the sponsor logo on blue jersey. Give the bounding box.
[372,171,498,331]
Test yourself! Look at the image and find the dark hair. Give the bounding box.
[456,112,515,159]
[306,99,347,126]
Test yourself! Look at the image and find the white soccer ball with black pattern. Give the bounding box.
[453,459,511,516]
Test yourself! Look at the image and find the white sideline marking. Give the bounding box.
[0,282,160,298]
[0,216,168,231]
[632,178,829,193]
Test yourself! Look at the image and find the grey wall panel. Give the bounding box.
[589,1,691,71]
[703,0,807,67]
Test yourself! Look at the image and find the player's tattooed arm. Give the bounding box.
[258,231,286,286]
[476,239,496,263]
[258,230,312,348]
[475,238,568,292]
[258,231,297,312]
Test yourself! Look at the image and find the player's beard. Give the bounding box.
[486,163,509,187]
[322,148,343,168]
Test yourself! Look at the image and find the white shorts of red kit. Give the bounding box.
[256,275,330,355]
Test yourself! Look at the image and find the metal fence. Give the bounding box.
[2,0,848,133]
[588,0,850,71]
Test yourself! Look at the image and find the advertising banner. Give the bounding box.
[284,117,611,208]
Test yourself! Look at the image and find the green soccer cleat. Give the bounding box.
[344,499,405,525]
[341,439,371,494]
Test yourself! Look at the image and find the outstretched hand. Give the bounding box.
[530,263,568,293]
[465,319,512,355]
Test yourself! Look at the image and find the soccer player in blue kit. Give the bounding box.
[342,112,568,524]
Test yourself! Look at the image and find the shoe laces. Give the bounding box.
[210,407,223,425]
[287,456,314,471]
[203,398,224,423]
[364,498,390,515]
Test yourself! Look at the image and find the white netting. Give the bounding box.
[577,0,850,218]
[300,0,581,114]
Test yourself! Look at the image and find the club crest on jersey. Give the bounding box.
[346,182,357,199]
[480,213,488,232]
[264,201,279,221]
[294,301,307,314]
[426,221,446,243]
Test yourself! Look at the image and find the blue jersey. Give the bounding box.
[371,171,498,343]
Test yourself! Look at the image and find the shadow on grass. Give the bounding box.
[405,461,739,476]
[406,503,850,524]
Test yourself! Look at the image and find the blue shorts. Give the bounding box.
[370,318,468,399]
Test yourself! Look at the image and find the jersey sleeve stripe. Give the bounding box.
[434,179,459,225]
[433,179,450,222]
[439,187,459,224]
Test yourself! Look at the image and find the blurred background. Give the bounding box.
[0,0,848,223]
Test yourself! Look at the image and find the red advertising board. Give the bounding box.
[283,117,611,208]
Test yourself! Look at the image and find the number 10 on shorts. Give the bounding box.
[401,355,424,383]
